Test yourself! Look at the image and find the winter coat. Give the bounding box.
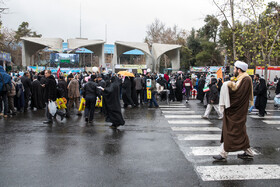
[45,75,57,102]
[208,84,219,105]
[183,78,192,90]
[135,77,144,90]
[150,79,157,92]
[0,66,11,92]
[82,81,99,99]
[68,78,80,98]
[57,79,68,98]
[275,81,280,95]
[7,80,16,97]
[21,75,32,96]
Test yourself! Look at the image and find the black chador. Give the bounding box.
[122,77,135,107]
[31,79,44,109]
[103,76,125,128]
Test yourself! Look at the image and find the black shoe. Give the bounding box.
[85,117,89,122]
[258,114,264,117]
[43,121,53,124]
[88,121,93,124]
[213,155,226,161]
[60,114,65,121]
[237,152,253,159]
[110,124,119,129]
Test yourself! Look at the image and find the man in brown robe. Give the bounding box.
[213,61,254,161]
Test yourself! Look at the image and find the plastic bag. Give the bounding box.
[274,96,280,105]
[95,96,103,108]
[79,97,86,111]
[147,89,151,99]
[48,101,57,116]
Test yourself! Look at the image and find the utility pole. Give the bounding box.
[105,24,107,43]
[79,0,82,38]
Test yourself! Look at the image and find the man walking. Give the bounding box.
[43,70,57,124]
[67,74,81,116]
[82,74,99,124]
[135,74,144,105]
[214,61,254,161]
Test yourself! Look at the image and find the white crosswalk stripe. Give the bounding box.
[159,105,188,108]
[168,120,212,125]
[189,146,259,156]
[165,115,202,119]
[171,127,221,131]
[196,165,280,181]
[267,100,274,103]
[160,108,191,111]
[161,111,195,114]
[177,134,220,141]
[159,103,280,182]
[263,120,280,124]
[249,112,271,115]
[264,109,280,112]
[250,116,280,119]
[161,104,185,106]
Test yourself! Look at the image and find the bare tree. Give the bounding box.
[213,0,237,60]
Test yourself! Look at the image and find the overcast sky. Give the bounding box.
[0,0,269,44]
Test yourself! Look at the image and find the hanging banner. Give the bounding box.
[246,69,254,75]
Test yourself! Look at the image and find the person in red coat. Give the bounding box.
[183,75,192,103]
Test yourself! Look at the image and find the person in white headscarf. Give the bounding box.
[213,61,254,161]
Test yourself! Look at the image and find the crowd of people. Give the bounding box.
[1,62,280,127]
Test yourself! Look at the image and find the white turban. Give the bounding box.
[234,61,248,72]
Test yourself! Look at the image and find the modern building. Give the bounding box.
[21,37,181,73]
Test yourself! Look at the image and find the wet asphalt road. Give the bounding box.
[0,96,280,186]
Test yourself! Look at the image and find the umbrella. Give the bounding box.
[117,71,135,77]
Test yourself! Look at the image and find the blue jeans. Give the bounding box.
[85,97,96,121]
[185,87,191,100]
[144,89,148,103]
[149,92,158,107]
[249,96,257,112]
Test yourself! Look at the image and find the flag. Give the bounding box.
[203,87,210,92]
[57,65,60,78]
[216,67,223,82]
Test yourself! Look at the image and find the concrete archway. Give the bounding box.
[67,39,105,67]
[112,41,153,71]
[152,43,181,72]
[21,37,63,67]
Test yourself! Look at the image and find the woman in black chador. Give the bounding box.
[102,76,125,128]
[122,76,135,108]
[255,78,267,117]
[175,76,183,101]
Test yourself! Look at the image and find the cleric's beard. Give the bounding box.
[234,71,239,77]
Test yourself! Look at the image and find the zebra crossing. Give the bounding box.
[249,107,280,130]
[160,102,280,182]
